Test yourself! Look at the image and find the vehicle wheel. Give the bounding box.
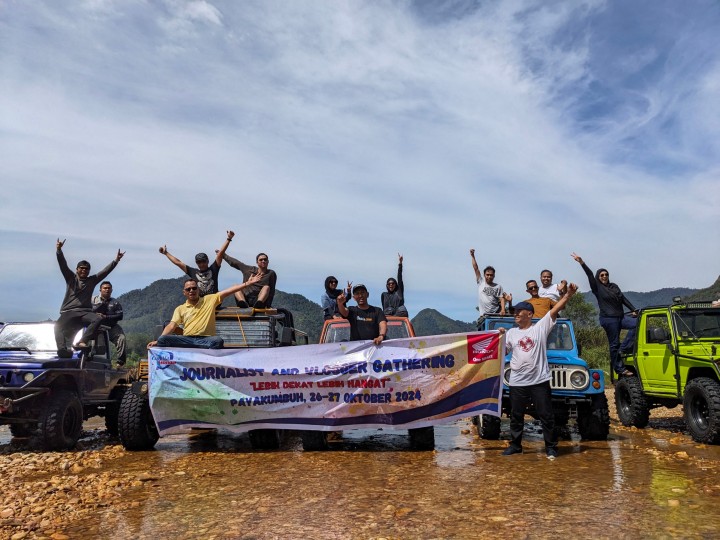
[10,423,37,438]
[409,426,435,450]
[577,393,611,440]
[118,390,158,450]
[615,376,650,428]
[40,390,83,451]
[476,414,501,440]
[301,431,329,451]
[105,386,128,436]
[249,429,280,450]
[683,377,720,444]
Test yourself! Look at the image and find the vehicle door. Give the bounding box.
[638,313,677,395]
[82,332,115,400]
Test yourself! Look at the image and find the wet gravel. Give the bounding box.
[0,389,714,540]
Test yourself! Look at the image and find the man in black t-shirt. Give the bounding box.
[158,231,234,296]
[337,284,388,345]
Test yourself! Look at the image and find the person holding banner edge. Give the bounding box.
[147,274,262,350]
[337,284,388,346]
[500,282,578,460]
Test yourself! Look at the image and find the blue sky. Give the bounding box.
[1,0,719,323]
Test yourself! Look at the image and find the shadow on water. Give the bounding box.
[4,418,720,539]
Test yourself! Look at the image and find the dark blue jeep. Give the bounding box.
[0,322,131,450]
[474,316,609,440]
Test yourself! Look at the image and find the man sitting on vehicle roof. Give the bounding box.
[54,238,125,358]
[538,270,567,302]
[222,249,277,309]
[523,279,556,318]
[337,284,388,346]
[148,274,261,350]
[158,230,234,296]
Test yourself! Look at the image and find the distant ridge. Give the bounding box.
[411,308,476,336]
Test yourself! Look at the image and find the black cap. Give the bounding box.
[195,252,209,263]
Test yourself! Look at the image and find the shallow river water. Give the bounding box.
[6,415,716,540]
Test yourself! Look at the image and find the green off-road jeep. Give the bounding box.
[615,300,720,444]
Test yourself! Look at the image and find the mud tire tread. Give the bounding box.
[409,426,435,450]
[118,390,159,450]
[577,393,611,440]
[477,414,501,440]
[683,377,720,444]
[40,390,83,451]
[105,386,128,436]
[301,431,329,451]
[249,429,280,450]
[615,376,650,428]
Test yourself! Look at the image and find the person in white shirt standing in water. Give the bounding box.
[500,282,578,460]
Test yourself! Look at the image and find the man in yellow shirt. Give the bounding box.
[148,274,261,349]
[524,279,556,318]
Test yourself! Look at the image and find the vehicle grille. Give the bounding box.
[550,364,585,390]
[216,319,277,347]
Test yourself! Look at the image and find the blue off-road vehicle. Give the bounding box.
[0,322,132,450]
[473,316,609,440]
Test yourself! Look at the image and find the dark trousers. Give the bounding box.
[107,324,127,363]
[157,335,224,349]
[599,315,637,374]
[55,310,103,352]
[509,381,556,451]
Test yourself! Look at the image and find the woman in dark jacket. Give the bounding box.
[320,276,351,320]
[572,253,637,377]
[382,254,408,317]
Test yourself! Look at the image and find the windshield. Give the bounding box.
[0,323,58,351]
[486,320,574,351]
[673,310,720,339]
[322,320,410,343]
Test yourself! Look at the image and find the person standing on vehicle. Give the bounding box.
[158,230,234,296]
[470,249,506,317]
[571,253,637,378]
[501,283,578,459]
[222,250,277,309]
[55,239,125,358]
[92,281,127,366]
[148,274,262,349]
[382,253,408,317]
[336,284,388,346]
[321,276,352,320]
[538,270,567,302]
[523,280,556,318]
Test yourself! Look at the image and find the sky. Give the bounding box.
[1,0,719,323]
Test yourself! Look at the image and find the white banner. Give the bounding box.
[148,331,503,435]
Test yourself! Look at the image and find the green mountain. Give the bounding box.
[684,275,720,303]
[581,287,698,311]
[411,308,476,336]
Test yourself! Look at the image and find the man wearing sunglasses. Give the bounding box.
[147,274,261,349]
[523,279,556,318]
[222,251,277,309]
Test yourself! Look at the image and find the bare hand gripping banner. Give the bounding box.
[148,331,504,435]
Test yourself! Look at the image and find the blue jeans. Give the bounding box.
[157,335,224,349]
[599,316,637,375]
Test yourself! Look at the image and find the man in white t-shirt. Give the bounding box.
[470,249,505,317]
[500,282,578,460]
[538,269,567,302]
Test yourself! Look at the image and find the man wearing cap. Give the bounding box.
[159,231,234,296]
[336,284,388,346]
[54,239,125,358]
[148,274,262,349]
[501,282,578,460]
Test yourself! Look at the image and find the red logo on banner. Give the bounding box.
[467,333,499,364]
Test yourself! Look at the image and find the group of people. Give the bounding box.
[53,231,279,357]
[470,248,639,459]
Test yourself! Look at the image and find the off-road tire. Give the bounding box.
[615,376,650,428]
[105,386,128,436]
[301,430,329,451]
[683,377,720,444]
[10,423,37,438]
[40,390,83,451]
[577,393,611,440]
[477,414,501,440]
[249,429,280,450]
[118,390,159,450]
[408,426,435,450]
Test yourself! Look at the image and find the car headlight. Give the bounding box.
[503,367,511,385]
[23,372,35,383]
[569,369,588,390]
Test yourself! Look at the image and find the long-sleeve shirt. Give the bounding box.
[92,295,124,326]
[223,254,277,307]
[57,250,117,313]
[580,263,635,318]
[381,263,406,315]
